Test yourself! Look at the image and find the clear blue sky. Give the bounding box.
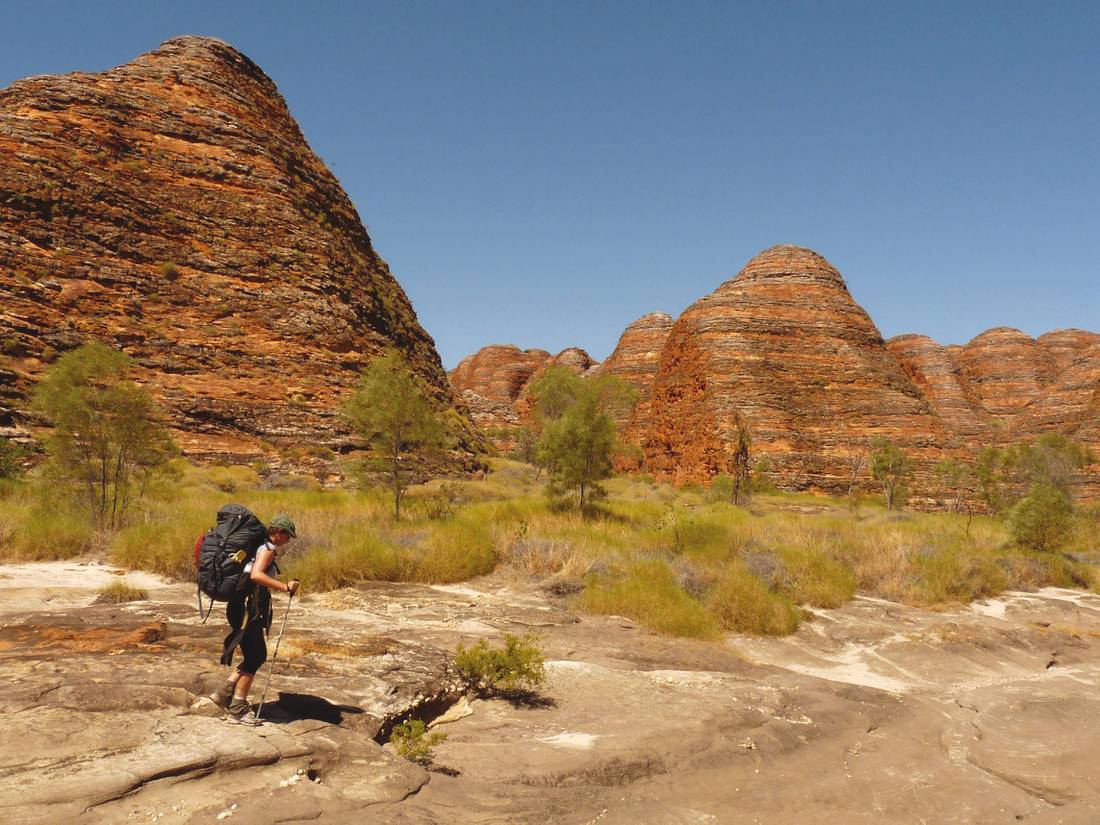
[4,1,1098,368]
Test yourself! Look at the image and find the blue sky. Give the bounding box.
[4,1,1098,367]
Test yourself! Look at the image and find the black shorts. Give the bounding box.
[220,591,270,674]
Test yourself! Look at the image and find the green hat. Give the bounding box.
[269,514,297,538]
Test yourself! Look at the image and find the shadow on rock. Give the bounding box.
[262,691,366,725]
[498,688,557,709]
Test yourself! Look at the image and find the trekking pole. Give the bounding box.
[254,592,293,727]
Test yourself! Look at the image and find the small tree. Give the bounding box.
[510,426,540,477]
[836,423,867,496]
[1009,482,1076,552]
[869,438,909,510]
[343,350,446,520]
[974,446,1019,513]
[32,343,175,527]
[727,411,752,505]
[527,367,636,512]
[1017,433,1092,493]
[933,458,968,513]
[388,719,447,766]
[454,633,546,696]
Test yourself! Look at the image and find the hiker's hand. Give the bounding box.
[286,579,300,596]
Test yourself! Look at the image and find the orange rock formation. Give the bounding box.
[0,37,477,464]
[639,246,945,488]
[447,345,597,449]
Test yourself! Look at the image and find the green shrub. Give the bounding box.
[158,261,180,279]
[205,465,260,493]
[0,438,25,479]
[706,563,801,635]
[578,559,720,639]
[388,719,446,765]
[1009,482,1076,552]
[96,578,149,603]
[454,633,546,695]
[706,474,734,503]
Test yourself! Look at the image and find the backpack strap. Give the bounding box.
[196,587,215,624]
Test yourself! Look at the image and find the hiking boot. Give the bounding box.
[208,683,234,710]
[226,696,258,726]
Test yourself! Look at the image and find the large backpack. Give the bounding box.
[196,504,269,612]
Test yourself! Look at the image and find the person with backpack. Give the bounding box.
[205,512,301,724]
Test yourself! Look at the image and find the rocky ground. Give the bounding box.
[1,562,1098,824]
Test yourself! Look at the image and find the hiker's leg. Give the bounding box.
[233,623,267,701]
[235,672,254,698]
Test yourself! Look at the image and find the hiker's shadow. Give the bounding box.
[260,691,365,725]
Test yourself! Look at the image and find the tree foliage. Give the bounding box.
[526,367,637,511]
[869,438,910,510]
[933,458,969,513]
[975,434,1092,513]
[388,719,447,765]
[343,350,446,519]
[32,343,175,527]
[1009,482,1076,552]
[510,425,542,477]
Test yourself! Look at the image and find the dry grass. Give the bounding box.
[0,486,97,561]
[2,457,1097,641]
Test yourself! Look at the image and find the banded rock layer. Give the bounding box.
[454,246,1098,497]
[449,345,552,432]
[589,312,674,387]
[448,345,596,447]
[0,37,477,462]
[639,245,945,487]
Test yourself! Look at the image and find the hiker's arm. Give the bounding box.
[251,547,299,594]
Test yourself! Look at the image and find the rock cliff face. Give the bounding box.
[888,328,1100,451]
[447,345,596,449]
[589,312,673,388]
[639,245,945,488]
[0,36,476,463]
[885,334,993,438]
[951,327,1056,418]
[453,245,1097,498]
[449,345,551,432]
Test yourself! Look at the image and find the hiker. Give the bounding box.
[209,514,301,724]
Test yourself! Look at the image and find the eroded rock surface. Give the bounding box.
[3,562,1100,824]
[0,36,478,464]
[0,563,464,825]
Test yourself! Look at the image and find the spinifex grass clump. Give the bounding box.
[0,483,96,561]
[454,633,546,696]
[95,578,148,603]
[578,558,722,639]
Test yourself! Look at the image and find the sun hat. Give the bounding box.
[269,514,297,538]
